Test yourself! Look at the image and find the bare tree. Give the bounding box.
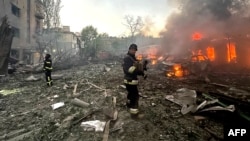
[123,15,144,42]
[36,0,62,62]
[39,0,62,29]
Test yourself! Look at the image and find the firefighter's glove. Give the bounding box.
[143,74,147,80]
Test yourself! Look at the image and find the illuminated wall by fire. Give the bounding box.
[191,39,238,66]
[226,42,237,63]
[234,40,250,68]
[205,39,250,68]
[206,46,215,61]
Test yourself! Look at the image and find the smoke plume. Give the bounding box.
[161,0,250,56]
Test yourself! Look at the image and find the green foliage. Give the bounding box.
[81,26,98,44]
[80,26,98,58]
[80,27,112,58]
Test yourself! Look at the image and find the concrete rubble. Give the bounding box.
[0,60,250,141]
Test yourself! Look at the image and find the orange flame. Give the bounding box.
[147,54,158,65]
[151,60,157,65]
[173,64,183,77]
[227,42,237,63]
[136,54,143,61]
[206,46,215,61]
[166,63,187,77]
[192,50,206,62]
[192,32,203,40]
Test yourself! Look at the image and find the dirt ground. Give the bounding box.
[0,61,250,141]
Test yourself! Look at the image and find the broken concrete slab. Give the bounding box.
[51,102,65,110]
[165,88,197,107]
[81,120,106,132]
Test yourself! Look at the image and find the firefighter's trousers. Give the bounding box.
[45,71,53,86]
[125,84,139,109]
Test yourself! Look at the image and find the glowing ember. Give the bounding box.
[166,71,174,77]
[173,64,183,77]
[227,42,237,63]
[192,50,206,62]
[166,64,183,77]
[206,46,215,61]
[136,54,143,61]
[151,59,157,65]
[192,32,203,40]
[147,54,157,60]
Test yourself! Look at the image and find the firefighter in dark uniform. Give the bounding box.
[123,44,147,114]
[43,54,53,86]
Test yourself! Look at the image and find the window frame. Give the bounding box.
[11,3,20,17]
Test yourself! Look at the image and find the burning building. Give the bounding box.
[161,0,250,70]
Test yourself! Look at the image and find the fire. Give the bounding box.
[136,54,143,61]
[206,46,215,61]
[192,32,203,40]
[227,42,237,63]
[173,64,183,77]
[147,54,157,65]
[151,60,157,65]
[166,63,184,77]
[147,54,156,59]
[192,50,205,61]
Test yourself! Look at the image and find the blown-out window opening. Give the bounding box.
[11,3,20,17]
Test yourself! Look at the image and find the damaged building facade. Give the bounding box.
[0,0,44,64]
[161,0,250,72]
[41,26,81,62]
[56,26,80,57]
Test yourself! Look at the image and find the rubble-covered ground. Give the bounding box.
[0,61,250,141]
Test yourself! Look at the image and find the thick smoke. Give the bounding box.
[161,0,250,56]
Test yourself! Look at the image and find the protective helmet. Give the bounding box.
[129,43,138,51]
[45,54,51,59]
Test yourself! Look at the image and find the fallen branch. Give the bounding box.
[73,83,78,95]
[87,82,106,91]
[87,81,107,97]
[81,86,92,92]
[102,96,118,141]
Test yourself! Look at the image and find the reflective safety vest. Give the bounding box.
[124,79,138,85]
[44,59,53,71]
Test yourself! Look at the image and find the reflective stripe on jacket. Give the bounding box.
[123,53,138,81]
[124,79,138,85]
[44,59,53,71]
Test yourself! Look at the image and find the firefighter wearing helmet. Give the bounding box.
[122,43,147,114]
[43,54,53,86]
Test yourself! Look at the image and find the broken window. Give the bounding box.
[11,4,20,17]
[227,42,237,63]
[206,46,215,61]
